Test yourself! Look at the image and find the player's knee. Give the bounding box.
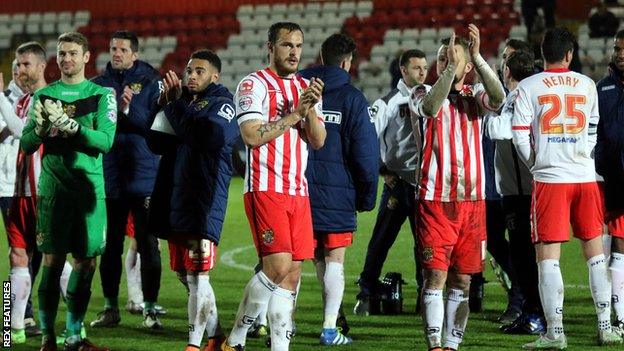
[9,248,29,267]
[73,257,97,272]
[446,272,471,291]
[613,237,624,253]
[423,269,447,289]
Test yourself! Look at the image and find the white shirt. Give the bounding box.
[512,69,599,183]
[373,79,428,186]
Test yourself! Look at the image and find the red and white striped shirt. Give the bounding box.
[234,68,323,195]
[14,93,42,197]
[410,84,497,202]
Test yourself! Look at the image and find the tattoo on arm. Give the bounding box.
[256,120,293,138]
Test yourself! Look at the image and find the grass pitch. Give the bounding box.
[1,177,621,350]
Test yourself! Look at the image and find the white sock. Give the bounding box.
[126,249,143,304]
[610,252,624,323]
[587,254,613,331]
[187,275,199,347]
[444,289,469,350]
[187,274,219,346]
[9,267,30,330]
[228,271,276,347]
[538,259,565,339]
[422,289,444,348]
[268,286,295,351]
[59,261,72,300]
[201,275,221,338]
[323,262,344,329]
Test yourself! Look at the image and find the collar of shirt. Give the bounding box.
[397,79,413,97]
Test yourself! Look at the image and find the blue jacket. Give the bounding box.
[299,65,379,233]
[92,60,161,198]
[150,83,239,243]
[596,64,624,211]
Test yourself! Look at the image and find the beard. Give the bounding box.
[274,57,298,76]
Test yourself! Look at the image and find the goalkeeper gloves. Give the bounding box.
[44,99,80,137]
[33,99,51,137]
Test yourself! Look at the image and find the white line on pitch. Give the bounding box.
[219,245,590,289]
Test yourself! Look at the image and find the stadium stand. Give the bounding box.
[0,0,616,101]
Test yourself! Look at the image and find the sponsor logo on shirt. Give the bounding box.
[238,79,254,95]
[601,84,616,91]
[547,136,578,143]
[61,91,79,96]
[108,110,117,123]
[217,103,235,121]
[323,110,342,124]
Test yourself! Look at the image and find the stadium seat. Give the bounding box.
[73,10,90,29]
[25,12,42,34]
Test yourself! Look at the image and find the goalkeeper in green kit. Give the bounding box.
[21,32,116,351]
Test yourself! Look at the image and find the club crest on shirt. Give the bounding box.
[262,229,274,245]
[387,196,398,210]
[63,104,76,118]
[36,232,45,246]
[194,100,209,111]
[422,246,434,263]
[129,82,143,94]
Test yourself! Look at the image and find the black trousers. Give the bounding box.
[99,197,161,303]
[485,199,524,307]
[502,195,542,314]
[358,179,422,298]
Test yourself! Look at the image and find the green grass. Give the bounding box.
[2,177,621,350]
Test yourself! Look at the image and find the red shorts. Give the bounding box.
[606,210,624,239]
[6,197,37,250]
[417,200,486,274]
[244,191,314,261]
[531,181,604,243]
[314,232,353,249]
[126,213,135,238]
[168,239,217,272]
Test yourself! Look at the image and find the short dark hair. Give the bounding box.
[615,29,624,40]
[58,32,89,53]
[16,41,46,61]
[268,22,303,44]
[399,49,426,67]
[440,36,471,60]
[505,39,532,54]
[321,34,356,66]
[505,50,534,81]
[541,27,575,64]
[190,49,222,72]
[111,30,139,52]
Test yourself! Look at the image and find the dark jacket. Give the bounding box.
[92,60,161,198]
[148,83,239,243]
[299,65,379,233]
[596,64,624,211]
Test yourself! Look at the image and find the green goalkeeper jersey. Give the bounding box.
[21,79,117,199]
